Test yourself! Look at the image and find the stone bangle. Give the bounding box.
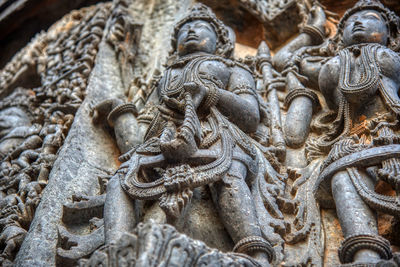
[284,87,319,109]
[107,102,138,127]
[301,25,325,44]
[233,235,275,263]
[338,234,392,264]
[202,84,220,110]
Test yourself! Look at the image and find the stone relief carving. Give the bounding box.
[274,0,400,265]
[0,3,110,266]
[91,5,288,266]
[0,0,400,266]
[314,1,400,265]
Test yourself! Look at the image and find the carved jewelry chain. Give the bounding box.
[161,57,202,97]
[338,44,400,116]
[339,44,380,97]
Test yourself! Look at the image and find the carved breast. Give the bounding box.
[161,59,231,99]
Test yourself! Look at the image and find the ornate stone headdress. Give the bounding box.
[170,3,235,58]
[332,0,400,50]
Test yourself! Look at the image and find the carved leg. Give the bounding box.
[209,160,272,266]
[332,170,384,264]
[104,175,136,245]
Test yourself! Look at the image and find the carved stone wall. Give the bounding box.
[0,0,400,267]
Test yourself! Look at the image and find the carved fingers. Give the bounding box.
[183,82,207,109]
[265,77,286,93]
[162,96,184,113]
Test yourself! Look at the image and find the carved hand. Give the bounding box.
[284,46,310,72]
[306,5,326,32]
[162,96,184,113]
[183,82,207,110]
[265,77,286,93]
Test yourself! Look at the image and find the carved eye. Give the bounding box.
[365,15,379,20]
[359,11,382,22]
[179,25,190,33]
[347,16,356,23]
[195,22,213,31]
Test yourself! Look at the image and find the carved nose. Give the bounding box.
[187,27,195,34]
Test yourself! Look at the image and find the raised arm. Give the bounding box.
[273,5,326,72]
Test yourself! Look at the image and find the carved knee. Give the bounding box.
[331,170,352,193]
[106,175,120,193]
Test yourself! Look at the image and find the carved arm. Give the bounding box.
[91,98,144,154]
[272,5,326,72]
[218,66,260,133]
[271,5,327,148]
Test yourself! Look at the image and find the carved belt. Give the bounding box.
[119,148,257,200]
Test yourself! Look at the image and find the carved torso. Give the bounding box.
[314,44,400,213]
[319,45,400,119]
[158,56,232,105]
[161,59,231,96]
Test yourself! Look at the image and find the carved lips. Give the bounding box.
[352,25,365,33]
[185,34,199,42]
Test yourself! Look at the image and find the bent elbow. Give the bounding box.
[244,110,260,133]
[273,50,290,72]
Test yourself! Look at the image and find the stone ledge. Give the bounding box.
[78,222,260,267]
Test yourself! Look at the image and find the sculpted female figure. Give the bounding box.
[92,4,285,266]
[280,0,400,265]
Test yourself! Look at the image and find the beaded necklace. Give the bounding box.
[339,44,380,103]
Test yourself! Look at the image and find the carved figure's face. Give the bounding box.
[177,20,217,56]
[342,10,388,47]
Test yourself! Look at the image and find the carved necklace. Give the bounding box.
[161,54,227,98]
[339,43,400,115]
[318,44,400,151]
[167,52,231,68]
[338,44,381,104]
[161,56,204,97]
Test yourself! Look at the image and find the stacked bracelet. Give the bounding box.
[284,87,319,109]
[233,235,275,263]
[339,234,392,264]
[107,103,138,127]
[301,25,325,44]
[232,84,257,96]
[202,84,220,110]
